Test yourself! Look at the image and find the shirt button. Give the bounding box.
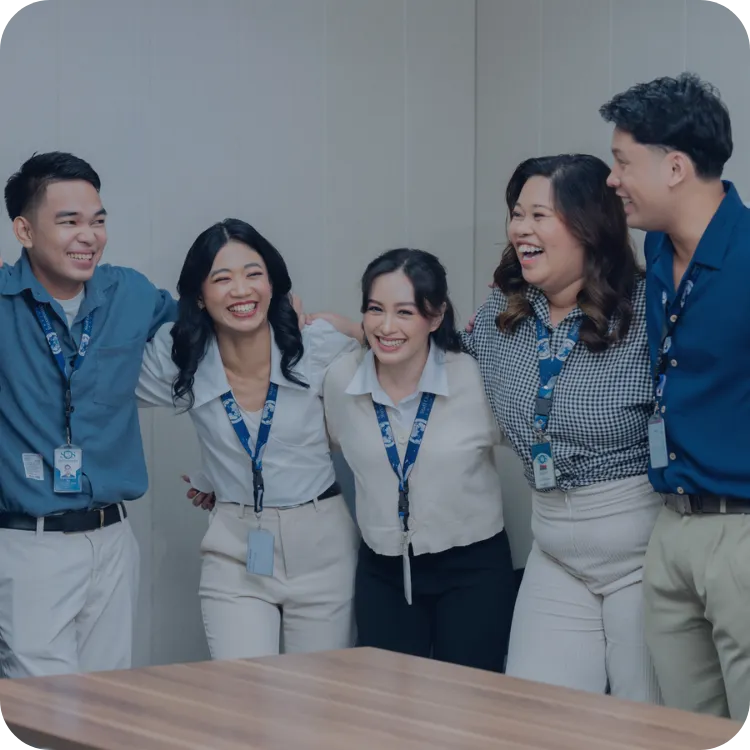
[677,487,685,495]
[670,359,678,367]
[661,405,666,414]
[669,453,677,461]
[670,315,678,323]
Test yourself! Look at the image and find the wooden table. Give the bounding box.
[0,648,741,750]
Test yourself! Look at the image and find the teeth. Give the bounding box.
[379,338,405,348]
[229,303,257,313]
[69,253,93,260]
[519,244,543,257]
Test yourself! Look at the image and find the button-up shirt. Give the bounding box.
[0,251,177,516]
[136,319,358,508]
[644,181,750,498]
[462,277,652,491]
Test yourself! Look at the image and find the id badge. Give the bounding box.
[247,529,274,577]
[402,537,412,606]
[53,445,83,493]
[531,441,557,490]
[648,415,669,469]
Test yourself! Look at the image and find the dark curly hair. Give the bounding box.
[599,72,732,179]
[360,248,462,353]
[494,154,641,353]
[171,219,307,410]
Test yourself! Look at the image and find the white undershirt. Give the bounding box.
[54,288,85,328]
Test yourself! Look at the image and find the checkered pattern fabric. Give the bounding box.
[461,276,652,491]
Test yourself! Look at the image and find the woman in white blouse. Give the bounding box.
[317,248,516,672]
[136,219,359,660]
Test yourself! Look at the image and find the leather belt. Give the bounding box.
[0,503,127,533]
[316,482,341,502]
[663,493,750,516]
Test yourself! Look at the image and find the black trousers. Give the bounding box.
[354,530,516,672]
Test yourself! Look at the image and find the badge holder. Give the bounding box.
[402,532,413,606]
[531,437,557,490]
[648,411,669,469]
[246,467,274,577]
[53,444,83,493]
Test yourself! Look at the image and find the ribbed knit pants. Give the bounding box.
[505,475,663,704]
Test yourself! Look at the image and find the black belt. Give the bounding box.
[663,493,750,515]
[0,503,127,533]
[316,482,341,502]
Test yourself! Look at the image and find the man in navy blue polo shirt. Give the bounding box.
[0,152,177,677]
[600,73,750,721]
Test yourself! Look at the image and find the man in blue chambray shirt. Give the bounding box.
[601,74,750,721]
[0,152,177,678]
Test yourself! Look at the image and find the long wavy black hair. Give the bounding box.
[360,248,462,353]
[170,219,307,409]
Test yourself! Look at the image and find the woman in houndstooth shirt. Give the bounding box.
[463,154,662,703]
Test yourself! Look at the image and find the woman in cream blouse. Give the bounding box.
[136,219,360,660]
[318,248,515,672]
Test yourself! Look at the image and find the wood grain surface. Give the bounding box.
[0,648,741,750]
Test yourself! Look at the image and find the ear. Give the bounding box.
[429,303,447,333]
[13,216,33,249]
[666,151,693,188]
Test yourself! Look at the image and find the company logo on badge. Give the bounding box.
[79,333,90,356]
[225,398,242,423]
[261,400,275,425]
[534,452,551,470]
[47,332,62,355]
[59,448,76,460]
[380,423,395,448]
[537,339,551,358]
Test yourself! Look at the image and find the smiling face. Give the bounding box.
[507,175,586,299]
[362,270,442,368]
[200,240,273,336]
[606,127,676,232]
[14,179,107,299]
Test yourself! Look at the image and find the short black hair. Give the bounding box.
[599,72,733,179]
[360,248,462,353]
[4,151,101,221]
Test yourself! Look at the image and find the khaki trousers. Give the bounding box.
[199,495,358,659]
[644,505,750,721]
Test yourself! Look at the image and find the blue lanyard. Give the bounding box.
[221,383,279,514]
[34,303,94,445]
[373,392,435,533]
[533,318,581,435]
[654,267,700,403]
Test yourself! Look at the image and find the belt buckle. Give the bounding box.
[666,494,692,515]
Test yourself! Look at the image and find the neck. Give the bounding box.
[375,343,430,404]
[28,255,85,300]
[667,181,726,264]
[544,278,582,325]
[217,321,272,379]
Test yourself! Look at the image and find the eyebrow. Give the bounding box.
[54,208,108,219]
[210,262,262,278]
[514,203,553,210]
[368,298,417,307]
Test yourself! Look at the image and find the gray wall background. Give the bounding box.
[1,0,748,667]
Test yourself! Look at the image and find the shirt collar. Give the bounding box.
[345,341,450,406]
[526,285,584,328]
[650,181,745,287]
[189,323,309,409]
[1,249,116,318]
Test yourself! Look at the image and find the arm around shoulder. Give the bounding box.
[136,323,180,409]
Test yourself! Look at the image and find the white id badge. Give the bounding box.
[53,445,83,493]
[402,547,413,606]
[247,529,274,577]
[531,442,557,490]
[648,415,669,469]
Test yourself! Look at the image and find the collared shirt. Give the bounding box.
[644,181,750,498]
[324,346,505,556]
[344,343,450,432]
[136,319,358,508]
[54,288,85,328]
[0,250,177,516]
[462,276,652,491]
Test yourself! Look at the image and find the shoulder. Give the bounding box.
[96,263,158,294]
[143,322,174,358]
[302,317,340,348]
[324,346,363,387]
[443,350,485,390]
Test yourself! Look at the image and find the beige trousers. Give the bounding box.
[644,505,750,721]
[506,475,662,703]
[0,511,139,678]
[199,494,358,660]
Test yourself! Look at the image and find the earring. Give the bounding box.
[197,300,205,310]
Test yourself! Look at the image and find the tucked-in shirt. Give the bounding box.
[324,347,505,557]
[136,319,358,508]
[462,276,652,491]
[0,250,177,516]
[644,181,750,498]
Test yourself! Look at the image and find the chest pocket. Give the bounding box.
[92,337,146,407]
